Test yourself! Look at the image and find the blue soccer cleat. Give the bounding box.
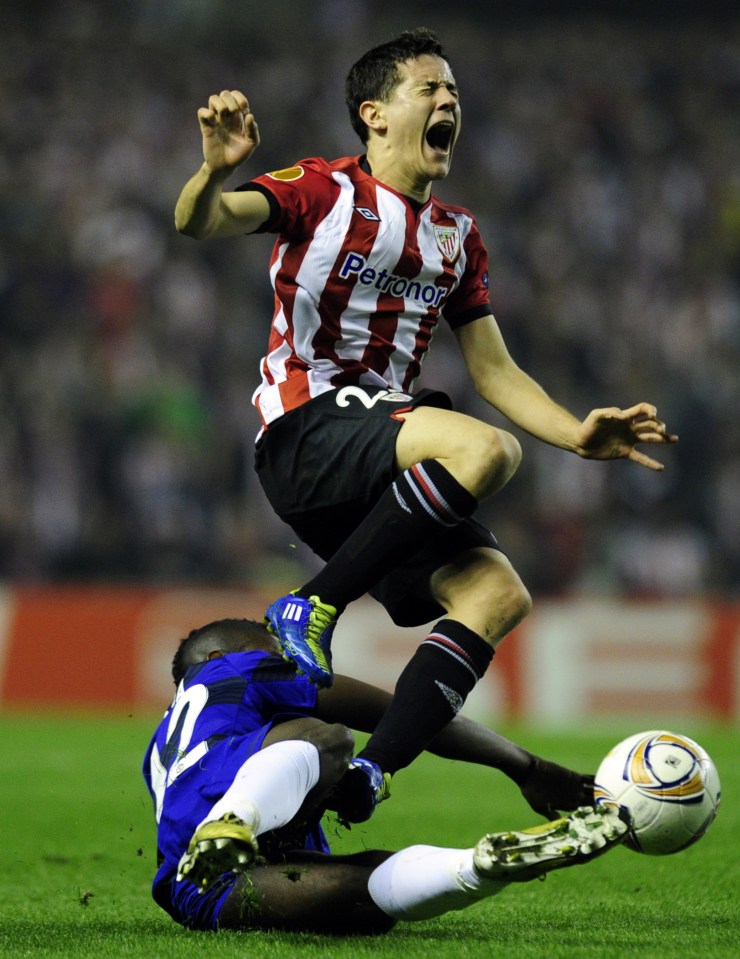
[331,757,392,825]
[264,593,337,688]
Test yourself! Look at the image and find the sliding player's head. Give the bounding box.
[171,618,276,685]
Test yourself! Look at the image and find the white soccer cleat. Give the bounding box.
[473,805,629,883]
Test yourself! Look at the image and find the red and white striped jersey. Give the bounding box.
[246,155,491,429]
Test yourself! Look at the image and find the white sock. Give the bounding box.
[199,740,321,835]
[367,845,507,921]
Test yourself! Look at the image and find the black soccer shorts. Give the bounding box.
[254,385,500,627]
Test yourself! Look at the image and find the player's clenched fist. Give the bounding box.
[197,89,260,173]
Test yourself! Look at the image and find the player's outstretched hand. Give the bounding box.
[197,89,259,174]
[576,403,677,471]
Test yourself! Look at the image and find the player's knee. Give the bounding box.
[497,576,532,634]
[475,567,532,647]
[487,428,522,486]
[313,723,355,782]
[328,722,356,759]
[467,426,522,500]
[512,578,533,624]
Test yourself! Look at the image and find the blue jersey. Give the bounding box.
[143,649,327,928]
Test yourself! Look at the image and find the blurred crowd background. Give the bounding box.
[1,0,738,599]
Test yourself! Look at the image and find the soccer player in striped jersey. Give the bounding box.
[143,617,626,932]
[174,29,677,823]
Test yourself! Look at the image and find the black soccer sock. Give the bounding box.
[297,459,477,610]
[358,619,494,776]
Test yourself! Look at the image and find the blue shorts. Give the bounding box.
[155,820,331,931]
[150,709,330,931]
[156,872,236,931]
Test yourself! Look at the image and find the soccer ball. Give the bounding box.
[594,730,720,855]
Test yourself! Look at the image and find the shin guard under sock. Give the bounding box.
[298,460,477,610]
[359,619,493,775]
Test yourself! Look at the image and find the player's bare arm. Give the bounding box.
[455,316,677,471]
[175,89,269,239]
[316,675,538,776]
[185,644,567,808]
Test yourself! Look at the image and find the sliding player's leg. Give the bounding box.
[214,806,628,933]
[177,717,353,890]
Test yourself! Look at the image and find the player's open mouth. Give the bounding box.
[425,121,455,155]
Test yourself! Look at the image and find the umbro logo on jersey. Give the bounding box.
[354,206,381,221]
[281,602,303,622]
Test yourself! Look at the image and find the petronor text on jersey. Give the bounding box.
[340,252,449,309]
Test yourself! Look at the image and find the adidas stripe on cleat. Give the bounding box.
[264,593,336,688]
[176,813,259,893]
[473,805,629,883]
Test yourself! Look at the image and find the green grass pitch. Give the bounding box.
[1,714,737,958]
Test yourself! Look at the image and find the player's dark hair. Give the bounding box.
[171,618,269,685]
[345,27,449,144]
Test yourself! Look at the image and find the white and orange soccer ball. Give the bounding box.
[594,730,721,855]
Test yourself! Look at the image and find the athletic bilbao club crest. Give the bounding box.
[433,225,461,262]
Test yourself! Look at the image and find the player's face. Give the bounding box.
[374,55,461,198]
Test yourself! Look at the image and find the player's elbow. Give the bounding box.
[174,214,207,239]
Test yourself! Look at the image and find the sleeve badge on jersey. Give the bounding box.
[433,225,461,262]
[267,166,305,182]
